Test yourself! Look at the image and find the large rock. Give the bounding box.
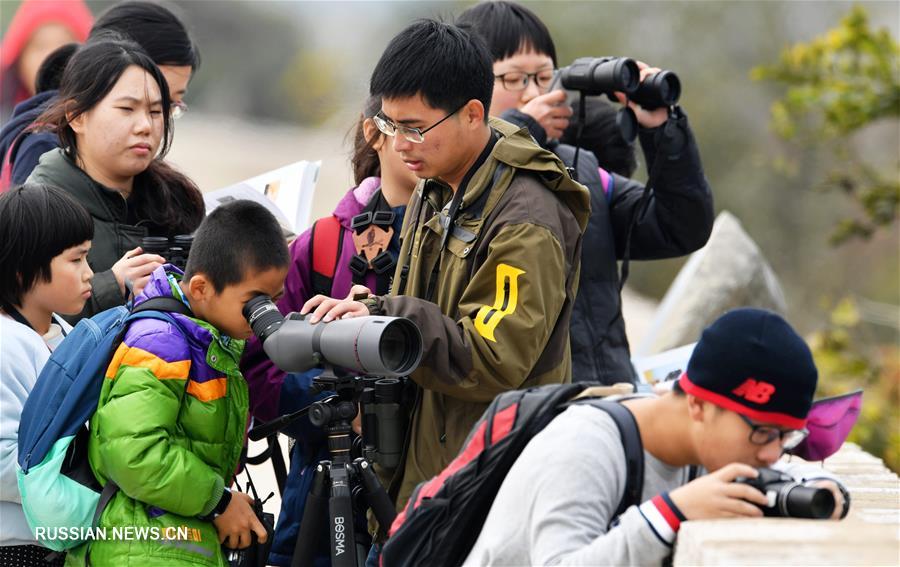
[636,211,787,355]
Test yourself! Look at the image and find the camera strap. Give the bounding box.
[570,91,588,182]
[422,132,498,303]
[617,107,675,290]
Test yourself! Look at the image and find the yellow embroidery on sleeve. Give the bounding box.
[474,263,525,342]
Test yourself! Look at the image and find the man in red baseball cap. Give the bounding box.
[463,308,850,566]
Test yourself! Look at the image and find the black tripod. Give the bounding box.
[249,369,397,567]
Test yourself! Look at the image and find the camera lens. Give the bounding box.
[243,295,284,343]
[781,484,836,519]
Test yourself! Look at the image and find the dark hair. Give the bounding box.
[456,1,557,66]
[35,37,204,235]
[0,184,94,308]
[89,0,200,70]
[184,200,290,293]
[351,95,384,186]
[34,43,78,93]
[561,98,637,177]
[370,19,493,118]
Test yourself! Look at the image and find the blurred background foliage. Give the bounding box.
[752,6,899,246]
[752,7,898,471]
[2,1,898,466]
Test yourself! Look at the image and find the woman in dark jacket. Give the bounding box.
[27,36,204,321]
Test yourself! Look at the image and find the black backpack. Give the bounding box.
[381,382,645,567]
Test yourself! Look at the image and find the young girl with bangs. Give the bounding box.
[0,184,94,566]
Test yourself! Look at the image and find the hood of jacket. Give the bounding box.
[0,89,56,159]
[332,175,381,228]
[488,117,590,232]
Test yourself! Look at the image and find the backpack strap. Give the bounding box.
[309,215,343,297]
[575,399,645,519]
[86,296,192,566]
[85,481,119,567]
[132,296,193,318]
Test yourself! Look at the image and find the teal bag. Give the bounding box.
[16,298,190,551]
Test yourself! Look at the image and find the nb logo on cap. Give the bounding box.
[733,378,775,404]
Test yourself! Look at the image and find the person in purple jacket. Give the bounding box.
[240,95,419,566]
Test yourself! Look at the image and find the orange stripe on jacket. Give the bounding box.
[186,378,228,402]
[104,343,191,380]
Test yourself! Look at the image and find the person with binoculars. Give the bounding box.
[26,23,203,323]
[458,1,715,386]
[462,308,850,566]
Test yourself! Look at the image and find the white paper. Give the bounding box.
[203,160,320,234]
[631,342,697,385]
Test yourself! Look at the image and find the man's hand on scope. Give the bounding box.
[301,285,373,324]
[668,463,769,520]
[520,89,573,141]
[614,60,669,129]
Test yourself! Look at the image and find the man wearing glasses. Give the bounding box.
[458,2,715,387]
[463,308,849,566]
[302,19,590,517]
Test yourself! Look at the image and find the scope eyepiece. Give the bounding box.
[243,294,284,343]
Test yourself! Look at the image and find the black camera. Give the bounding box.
[558,56,681,110]
[734,467,835,519]
[140,235,194,270]
[223,498,274,567]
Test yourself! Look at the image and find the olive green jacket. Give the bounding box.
[372,118,590,507]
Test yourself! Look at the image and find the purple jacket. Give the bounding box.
[241,177,381,422]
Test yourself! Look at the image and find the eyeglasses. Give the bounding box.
[171,101,188,120]
[494,69,555,92]
[373,103,465,144]
[738,414,809,450]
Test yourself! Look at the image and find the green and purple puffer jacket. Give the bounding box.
[66,266,248,566]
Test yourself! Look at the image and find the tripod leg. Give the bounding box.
[292,464,329,567]
[329,462,360,567]
[356,458,397,532]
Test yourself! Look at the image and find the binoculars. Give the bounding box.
[558,56,681,109]
[140,235,193,270]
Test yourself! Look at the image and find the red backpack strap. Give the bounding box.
[309,215,343,297]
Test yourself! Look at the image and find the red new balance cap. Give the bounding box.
[679,308,817,429]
